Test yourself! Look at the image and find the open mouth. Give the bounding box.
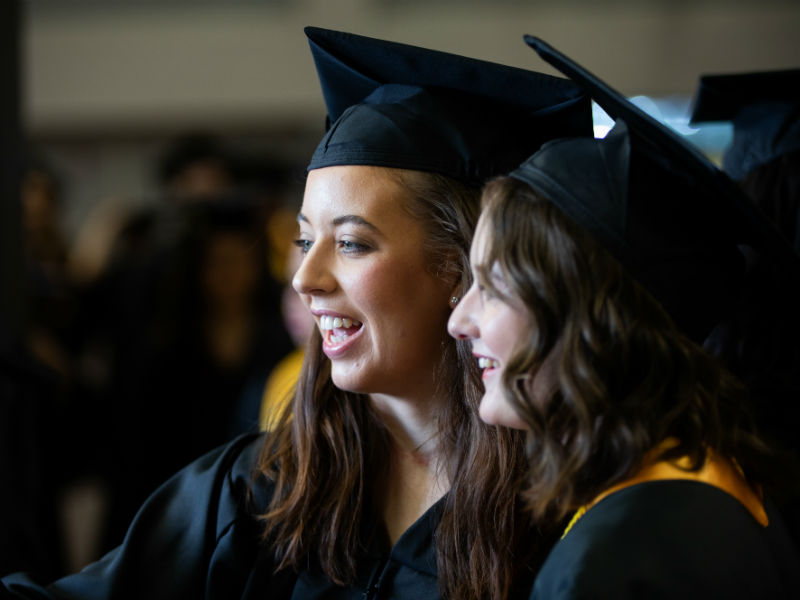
[319,314,363,346]
[477,356,500,378]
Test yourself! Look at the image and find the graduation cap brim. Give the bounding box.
[304,27,593,184]
[523,35,800,277]
[689,69,800,124]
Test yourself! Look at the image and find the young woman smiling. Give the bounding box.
[448,38,800,599]
[248,28,591,600]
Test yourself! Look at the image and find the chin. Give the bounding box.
[479,398,529,430]
[330,367,372,395]
[331,374,363,393]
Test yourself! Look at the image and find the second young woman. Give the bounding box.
[449,38,800,598]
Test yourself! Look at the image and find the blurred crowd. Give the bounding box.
[2,132,307,578]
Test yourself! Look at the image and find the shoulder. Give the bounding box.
[144,431,271,518]
[531,481,800,599]
[2,433,275,600]
[166,432,277,542]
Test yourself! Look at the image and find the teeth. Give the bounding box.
[320,315,361,331]
[478,357,500,369]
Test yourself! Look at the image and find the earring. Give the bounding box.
[450,296,460,308]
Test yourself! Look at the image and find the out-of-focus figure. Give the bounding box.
[259,240,314,430]
[691,70,800,463]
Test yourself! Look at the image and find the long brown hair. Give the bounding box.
[257,168,541,600]
[479,176,778,524]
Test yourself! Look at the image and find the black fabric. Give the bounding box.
[0,434,469,600]
[689,69,800,181]
[530,480,800,599]
[305,27,593,185]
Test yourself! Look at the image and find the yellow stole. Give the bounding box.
[562,445,768,538]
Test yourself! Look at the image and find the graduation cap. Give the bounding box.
[689,69,800,181]
[511,36,800,342]
[304,26,593,186]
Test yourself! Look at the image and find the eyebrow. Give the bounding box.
[297,213,380,233]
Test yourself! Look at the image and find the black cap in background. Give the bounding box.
[689,69,800,181]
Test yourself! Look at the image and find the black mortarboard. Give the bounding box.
[512,36,800,342]
[689,69,800,181]
[304,27,593,186]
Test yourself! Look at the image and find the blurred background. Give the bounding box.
[17,0,800,254]
[2,0,799,583]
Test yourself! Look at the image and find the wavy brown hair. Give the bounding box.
[257,169,542,600]
[479,176,779,524]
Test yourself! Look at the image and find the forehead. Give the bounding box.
[470,213,493,266]
[301,165,410,222]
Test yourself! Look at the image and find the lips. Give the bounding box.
[316,312,364,358]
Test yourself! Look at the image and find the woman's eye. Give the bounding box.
[478,283,500,302]
[293,239,313,254]
[338,239,369,254]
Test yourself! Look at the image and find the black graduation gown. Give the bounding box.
[1,433,443,599]
[529,480,800,599]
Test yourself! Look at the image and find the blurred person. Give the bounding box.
[97,194,293,554]
[67,131,236,289]
[57,133,277,565]
[18,150,87,577]
[21,150,73,377]
[22,153,67,280]
[156,131,234,201]
[0,319,65,581]
[259,240,314,430]
[64,131,241,411]
[691,70,800,460]
[690,68,800,247]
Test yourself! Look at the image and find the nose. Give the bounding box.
[447,284,479,341]
[292,243,336,296]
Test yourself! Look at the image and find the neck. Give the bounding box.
[370,392,450,545]
[369,392,443,458]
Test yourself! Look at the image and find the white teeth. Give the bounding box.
[320,315,361,331]
[478,357,500,369]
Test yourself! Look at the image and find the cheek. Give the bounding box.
[483,313,524,361]
[353,258,448,320]
[346,260,409,312]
